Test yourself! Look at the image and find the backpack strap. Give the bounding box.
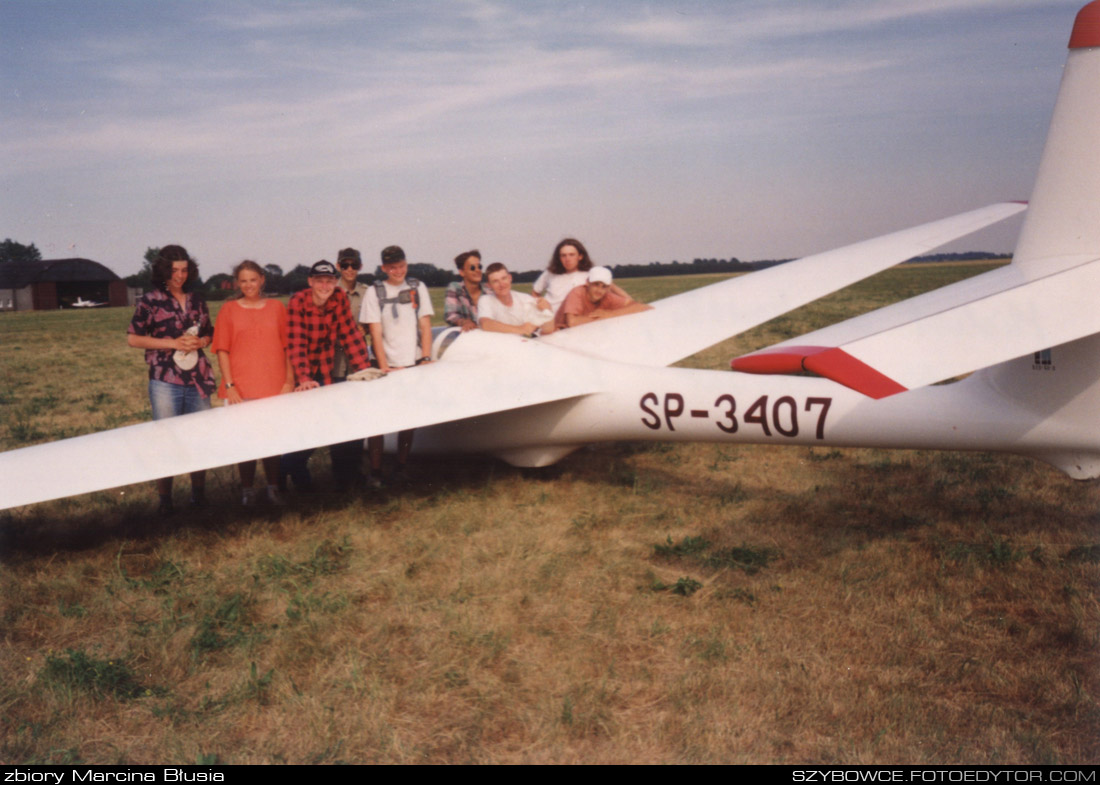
[373,279,422,337]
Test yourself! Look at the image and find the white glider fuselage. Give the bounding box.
[414,328,1100,480]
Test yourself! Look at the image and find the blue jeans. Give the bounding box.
[149,379,211,421]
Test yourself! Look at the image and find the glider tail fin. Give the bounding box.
[1011,2,1100,278]
[991,3,1100,478]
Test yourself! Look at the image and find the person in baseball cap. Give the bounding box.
[554,265,652,329]
[279,259,371,491]
[329,247,371,490]
[361,244,435,486]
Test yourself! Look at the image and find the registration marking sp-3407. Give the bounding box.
[639,393,833,439]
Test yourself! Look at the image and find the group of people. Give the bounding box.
[444,238,651,336]
[127,239,650,514]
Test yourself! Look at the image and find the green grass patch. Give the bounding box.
[191,593,254,656]
[941,535,1026,568]
[654,535,710,559]
[655,535,778,574]
[703,545,779,574]
[256,538,352,583]
[38,649,155,701]
[1065,544,1100,564]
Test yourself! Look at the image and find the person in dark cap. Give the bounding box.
[360,245,434,485]
[333,247,368,379]
[280,259,371,491]
[329,247,371,489]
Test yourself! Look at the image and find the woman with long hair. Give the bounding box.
[533,238,629,313]
[211,260,295,505]
[126,244,215,516]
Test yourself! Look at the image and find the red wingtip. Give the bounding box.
[1069,1,1100,49]
[731,345,907,400]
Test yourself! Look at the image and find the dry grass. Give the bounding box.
[1,264,1098,764]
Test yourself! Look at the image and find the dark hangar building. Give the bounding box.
[0,258,131,311]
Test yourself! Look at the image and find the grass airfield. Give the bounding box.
[1,264,1097,764]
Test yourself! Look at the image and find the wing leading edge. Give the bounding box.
[0,331,600,510]
[541,202,1026,368]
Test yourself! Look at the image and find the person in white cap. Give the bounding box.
[554,266,651,329]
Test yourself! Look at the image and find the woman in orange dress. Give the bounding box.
[212,260,295,505]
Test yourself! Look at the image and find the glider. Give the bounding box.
[3,1,1100,510]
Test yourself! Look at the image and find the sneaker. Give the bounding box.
[265,485,284,506]
[241,487,256,507]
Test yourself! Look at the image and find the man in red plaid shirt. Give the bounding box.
[288,260,370,389]
[281,260,371,490]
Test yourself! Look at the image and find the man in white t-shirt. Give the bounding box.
[478,263,557,336]
[360,245,434,484]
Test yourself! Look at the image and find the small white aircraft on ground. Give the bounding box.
[71,297,107,308]
[2,2,1099,511]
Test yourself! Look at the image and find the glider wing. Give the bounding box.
[541,202,1026,368]
[0,331,600,509]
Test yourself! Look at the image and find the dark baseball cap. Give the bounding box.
[338,247,361,264]
[381,245,406,265]
[309,260,338,277]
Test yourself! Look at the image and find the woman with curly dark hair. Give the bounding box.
[126,244,215,516]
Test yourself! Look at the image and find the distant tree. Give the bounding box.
[206,272,234,291]
[284,264,312,293]
[370,263,451,287]
[407,263,451,287]
[0,238,42,265]
[124,247,158,290]
[261,263,285,292]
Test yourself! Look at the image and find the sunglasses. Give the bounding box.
[338,260,361,270]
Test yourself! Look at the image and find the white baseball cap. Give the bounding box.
[588,266,612,285]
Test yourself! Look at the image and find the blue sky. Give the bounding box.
[0,0,1085,278]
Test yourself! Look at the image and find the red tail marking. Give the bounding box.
[731,345,908,400]
[1069,1,1100,49]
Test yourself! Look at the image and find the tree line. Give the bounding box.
[0,238,1012,299]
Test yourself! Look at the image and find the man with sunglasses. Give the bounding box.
[445,249,487,331]
[329,247,371,490]
[360,245,434,484]
[333,247,369,379]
